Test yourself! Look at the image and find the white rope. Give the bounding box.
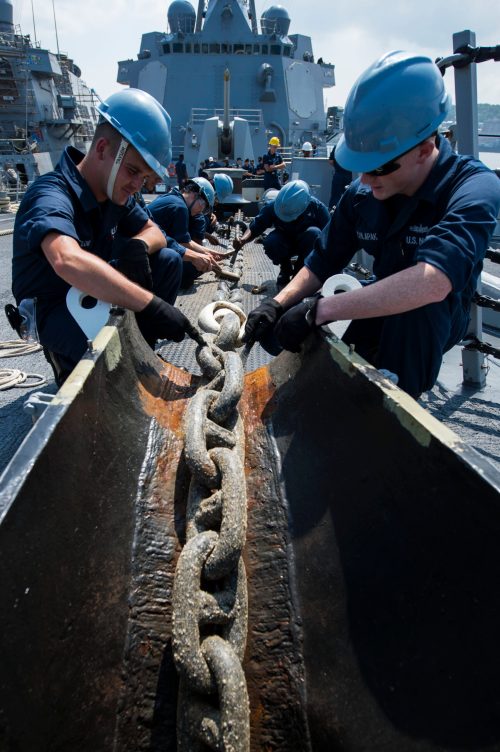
[0,339,47,389]
[0,340,43,358]
[0,368,47,391]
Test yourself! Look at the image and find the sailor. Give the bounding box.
[255,156,265,176]
[174,153,188,188]
[198,160,209,178]
[11,88,191,386]
[328,144,352,209]
[262,137,286,190]
[301,141,313,158]
[192,173,234,245]
[148,176,224,289]
[233,179,329,289]
[243,52,500,398]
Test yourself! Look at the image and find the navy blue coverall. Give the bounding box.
[262,150,284,190]
[328,146,352,209]
[250,195,330,268]
[305,137,500,397]
[149,187,206,289]
[12,146,182,370]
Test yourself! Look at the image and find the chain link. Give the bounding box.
[172,215,250,750]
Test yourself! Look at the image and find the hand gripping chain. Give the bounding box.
[172,305,250,751]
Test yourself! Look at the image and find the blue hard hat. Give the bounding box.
[97,88,172,179]
[335,51,450,174]
[189,176,215,209]
[213,173,234,201]
[274,179,311,222]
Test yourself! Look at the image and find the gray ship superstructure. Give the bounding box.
[0,0,98,187]
[117,0,335,175]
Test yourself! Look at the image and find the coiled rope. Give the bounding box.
[0,339,47,390]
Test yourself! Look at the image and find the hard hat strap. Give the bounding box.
[106,137,129,202]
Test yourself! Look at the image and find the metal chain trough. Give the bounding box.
[1,212,500,751]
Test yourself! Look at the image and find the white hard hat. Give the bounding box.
[302,141,313,151]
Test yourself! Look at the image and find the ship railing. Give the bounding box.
[190,108,264,127]
[435,31,500,386]
[288,145,330,159]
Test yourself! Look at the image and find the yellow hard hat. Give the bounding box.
[269,136,281,146]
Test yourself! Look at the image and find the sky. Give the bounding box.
[13,0,500,109]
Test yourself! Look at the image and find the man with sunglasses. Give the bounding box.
[149,177,224,287]
[243,51,500,398]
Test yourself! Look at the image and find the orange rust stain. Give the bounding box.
[241,365,277,424]
[137,362,198,438]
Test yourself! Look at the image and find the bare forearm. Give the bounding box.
[239,229,253,246]
[185,239,209,255]
[43,233,152,311]
[316,262,452,325]
[275,266,322,309]
[134,220,166,253]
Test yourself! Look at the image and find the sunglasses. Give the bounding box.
[364,143,418,177]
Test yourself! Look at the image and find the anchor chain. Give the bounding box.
[172,215,250,751]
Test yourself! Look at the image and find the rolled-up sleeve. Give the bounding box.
[416,168,500,292]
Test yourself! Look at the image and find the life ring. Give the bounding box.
[167,162,176,178]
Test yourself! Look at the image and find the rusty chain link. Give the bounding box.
[172,215,250,751]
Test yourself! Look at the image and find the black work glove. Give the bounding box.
[274,294,323,353]
[136,295,190,344]
[110,238,153,291]
[243,298,283,344]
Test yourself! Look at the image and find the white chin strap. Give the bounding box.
[106,138,129,201]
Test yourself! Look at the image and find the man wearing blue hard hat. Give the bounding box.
[244,51,500,398]
[11,88,193,385]
[233,179,330,289]
[149,176,231,289]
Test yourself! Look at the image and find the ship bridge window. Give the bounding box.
[245,44,252,54]
[194,43,200,53]
[163,43,171,54]
[172,43,183,53]
[261,44,268,55]
[202,43,209,53]
[234,44,244,54]
[185,43,192,53]
[209,43,220,53]
[253,44,260,54]
[270,44,282,55]
[221,43,231,53]
[283,45,291,57]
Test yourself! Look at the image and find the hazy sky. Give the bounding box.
[14,0,500,108]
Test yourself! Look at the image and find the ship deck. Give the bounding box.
[1,207,500,477]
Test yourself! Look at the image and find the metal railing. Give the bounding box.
[191,107,263,127]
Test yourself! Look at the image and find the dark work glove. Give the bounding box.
[136,295,190,344]
[110,238,153,291]
[243,298,283,344]
[274,294,322,353]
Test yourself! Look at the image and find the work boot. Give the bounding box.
[276,261,292,291]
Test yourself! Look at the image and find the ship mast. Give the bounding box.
[51,0,61,57]
[31,0,38,45]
